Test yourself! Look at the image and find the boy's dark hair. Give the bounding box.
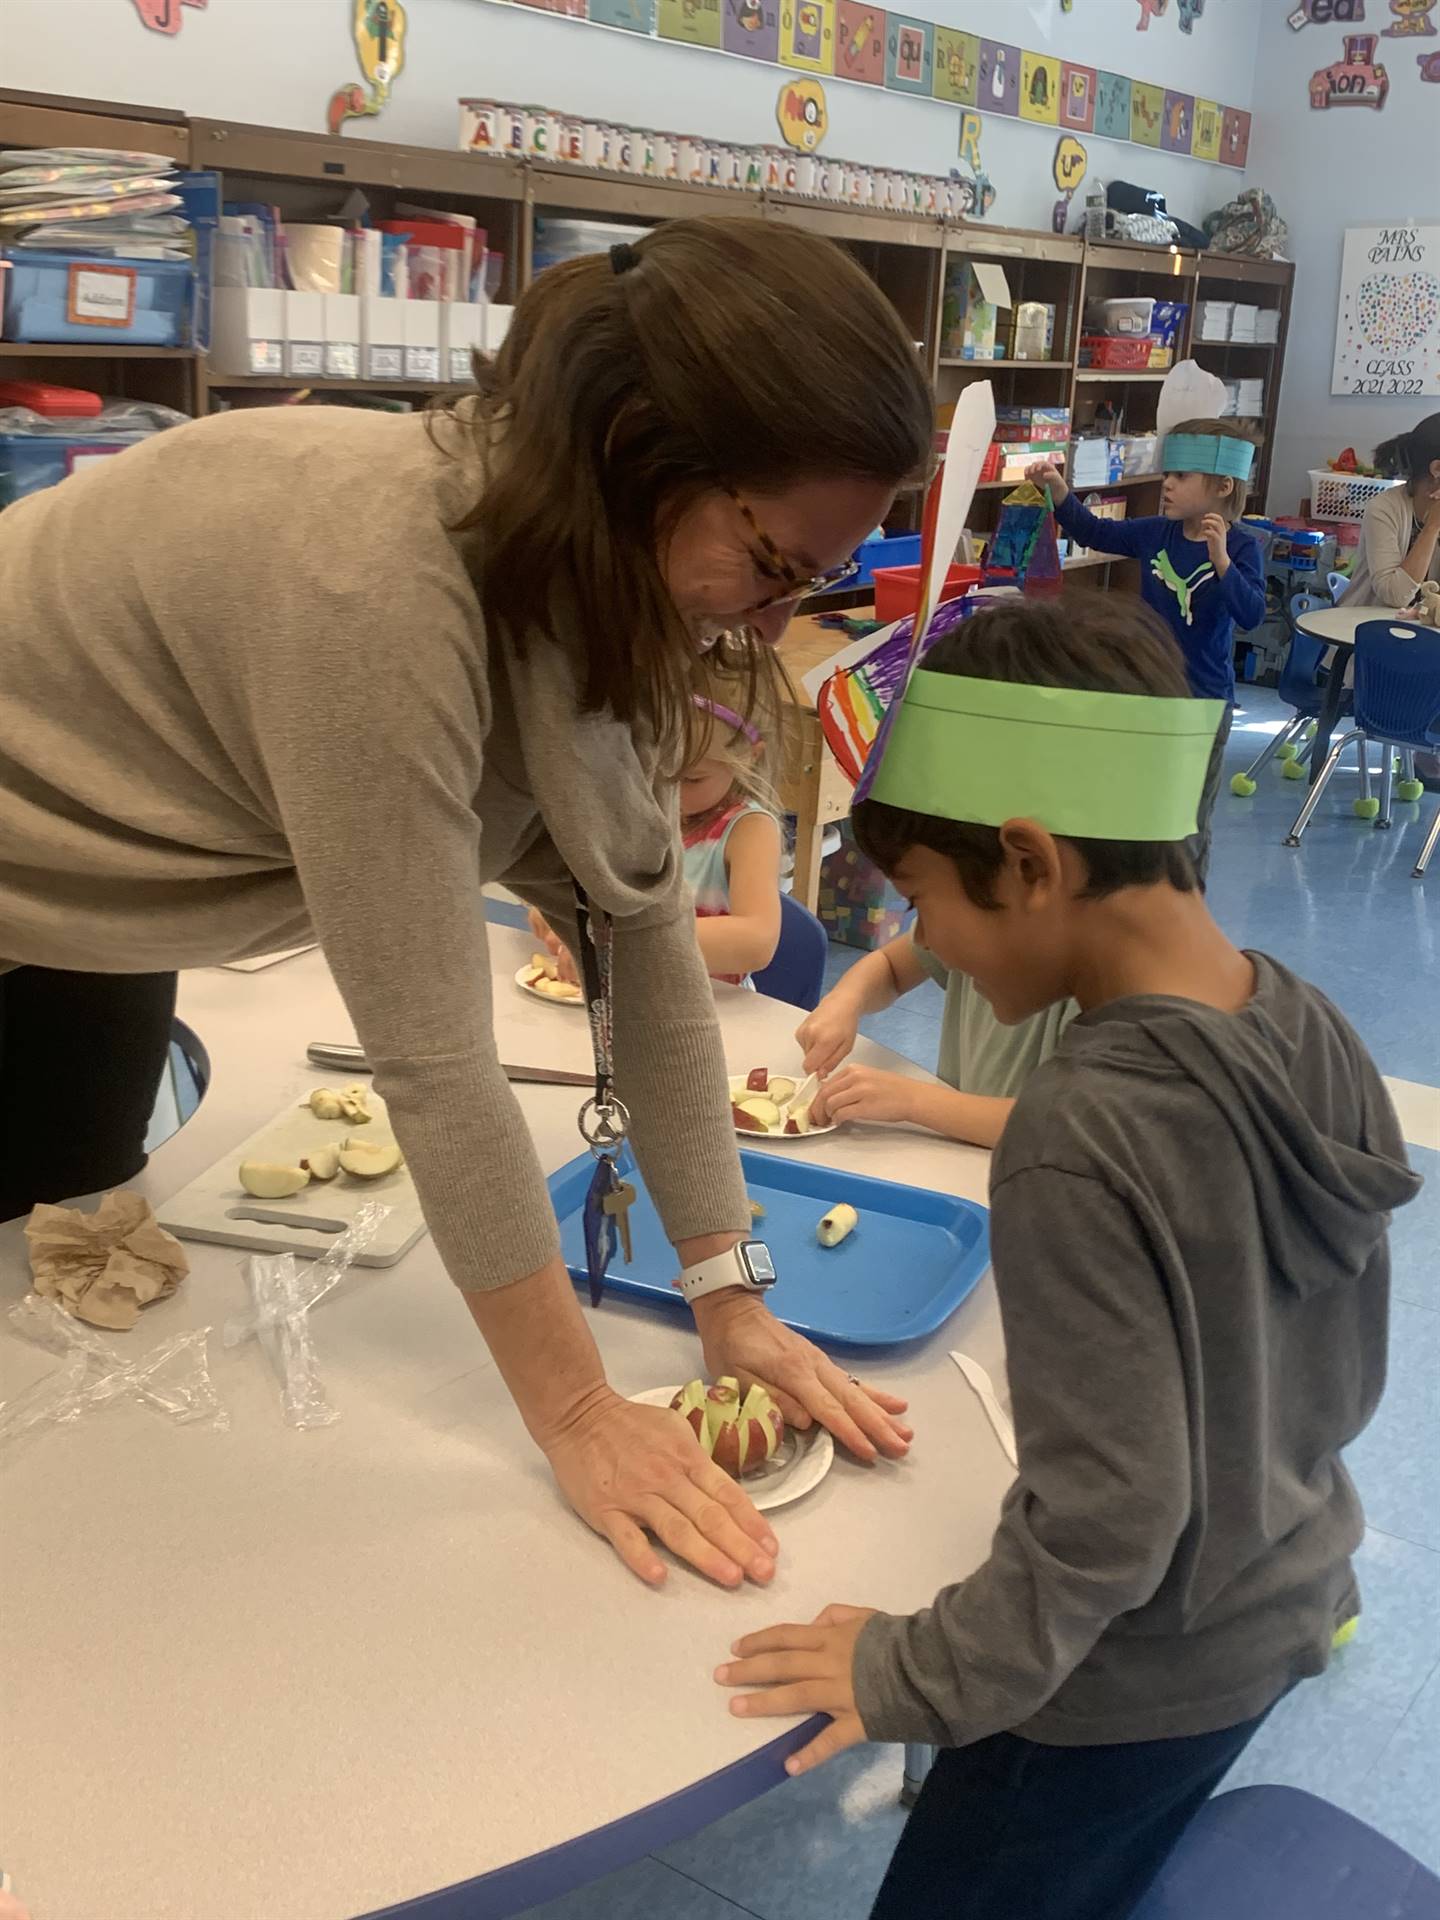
[852,596,1202,907]
[1167,416,1261,521]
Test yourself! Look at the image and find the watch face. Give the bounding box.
[741,1240,777,1286]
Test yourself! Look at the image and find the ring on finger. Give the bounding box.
[846,1373,861,1386]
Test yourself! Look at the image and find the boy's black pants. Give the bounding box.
[0,966,177,1221]
[870,1707,1271,1920]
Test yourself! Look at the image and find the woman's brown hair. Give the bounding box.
[449,217,933,755]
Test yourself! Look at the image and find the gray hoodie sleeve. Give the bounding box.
[852,1166,1191,1747]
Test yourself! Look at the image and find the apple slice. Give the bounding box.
[704,1377,743,1476]
[669,1378,709,1443]
[239,1160,310,1199]
[732,1103,768,1133]
[737,1383,785,1473]
[767,1076,797,1106]
[301,1145,340,1181]
[736,1096,782,1130]
[745,1067,770,1093]
[338,1137,403,1179]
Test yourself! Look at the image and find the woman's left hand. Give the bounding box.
[692,1291,911,1463]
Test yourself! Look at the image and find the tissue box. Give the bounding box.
[817,822,915,952]
[941,259,1013,361]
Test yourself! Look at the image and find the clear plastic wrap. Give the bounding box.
[223,1201,389,1429]
[3,1292,228,1445]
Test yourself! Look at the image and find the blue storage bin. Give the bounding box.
[0,432,143,507]
[1,250,192,347]
[854,532,923,585]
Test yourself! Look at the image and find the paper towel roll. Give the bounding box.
[287,225,346,295]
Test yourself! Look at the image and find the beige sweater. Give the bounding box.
[0,408,749,1289]
[1341,484,1423,610]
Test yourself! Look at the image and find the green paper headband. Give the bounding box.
[867,673,1226,841]
[1163,432,1256,481]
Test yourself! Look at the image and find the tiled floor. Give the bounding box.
[516,690,1440,1916]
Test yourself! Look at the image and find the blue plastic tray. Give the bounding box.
[548,1146,989,1352]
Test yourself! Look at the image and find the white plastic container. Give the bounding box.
[1085,295,1156,337]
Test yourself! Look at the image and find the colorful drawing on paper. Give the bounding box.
[953,110,995,218]
[130,0,206,32]
[1060,62,1097,131]
[1333,225,1439,395]
[1382,0,1435,33]
[1020,52,1061,123]
[1135,0,1168,26]
[776,75,829,145]
[660,0,723,46]
[1161,89,1194,151]
[885,14,933,91]
[1052,133,1086,232]
[1094,69,1132,140]
[1130,79,1164,144]
[1178,0,1205,30]
[1192,97,1223,159]
[724,0,779,59]
[591,0,656,23]
[977,39,1022,113]
[932,25,979,102]
[1309,31,1390,101]
[1221,105,1252,163]
[328,0,409,134]
[836,1,885,82]
[779,0,834,69]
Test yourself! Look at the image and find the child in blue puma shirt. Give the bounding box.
[1028,419,1266,882]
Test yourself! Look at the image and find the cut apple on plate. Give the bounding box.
[736,1095,783,1130]
[670,1376,785,1479]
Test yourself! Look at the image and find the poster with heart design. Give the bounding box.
[1333,225,1440,397]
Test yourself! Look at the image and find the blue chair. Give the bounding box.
[752,892,828,1011]
[1286,620,1440,871]
[1132,1786,1440,1918]
[1230,594,1351,796]
[1327,569,1351,604]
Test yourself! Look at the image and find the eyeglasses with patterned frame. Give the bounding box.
[726,487,862,611]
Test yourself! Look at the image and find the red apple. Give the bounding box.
[732,1103,767,1132]
[746,1067,770,1092]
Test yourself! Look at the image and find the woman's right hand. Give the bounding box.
[1026,457,1068,503]
[542,1386,779,1588]
[795,992,860,1078]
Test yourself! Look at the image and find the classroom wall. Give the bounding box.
[1244,10,1436,509]
[9,0,1258,234]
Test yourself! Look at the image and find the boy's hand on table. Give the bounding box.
[526,906,579,986]
[717,1604,878,1775]
[795,995,860,1077]
[1199,513,1231,572]
[812,1065,917,1128]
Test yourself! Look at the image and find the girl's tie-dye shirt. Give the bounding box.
[682,800,771,987]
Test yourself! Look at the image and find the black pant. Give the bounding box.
[0,966,177,1221]
[870,1709,1271,1920]
[1187,703,1235,889]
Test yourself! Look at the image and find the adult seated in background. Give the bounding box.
[0,218,930,1589]
[1341,410,1440,786]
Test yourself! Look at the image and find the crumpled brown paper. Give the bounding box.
[25,1190,190,1331]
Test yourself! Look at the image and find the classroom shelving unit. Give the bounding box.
[2,89,1296,525]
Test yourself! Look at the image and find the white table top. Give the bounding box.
[0,926,1011,1920]
[1293,602,1409,646]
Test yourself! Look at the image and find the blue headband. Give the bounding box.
[1163,432,1256,481]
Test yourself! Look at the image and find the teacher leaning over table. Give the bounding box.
[0,218,929,1588]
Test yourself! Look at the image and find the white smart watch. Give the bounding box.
[676,1239,778,1306]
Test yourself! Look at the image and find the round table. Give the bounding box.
[0,926,1012,1920]
[1292,602,1399,784]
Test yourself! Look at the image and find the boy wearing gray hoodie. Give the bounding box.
[716,597,1420,1920]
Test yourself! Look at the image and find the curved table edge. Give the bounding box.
[357,1717,829,1919]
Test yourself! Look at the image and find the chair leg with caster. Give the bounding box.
[1397,750,1424,805]
[1286,729,1362,846]
[1414,807,1440,879]
[901,1743,935,1809]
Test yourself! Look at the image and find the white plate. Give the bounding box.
[630,1386,834,1513]
[728,1071,836,1141]
[514,963,585,1010]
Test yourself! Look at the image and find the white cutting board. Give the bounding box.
[157,1093,428,1266]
